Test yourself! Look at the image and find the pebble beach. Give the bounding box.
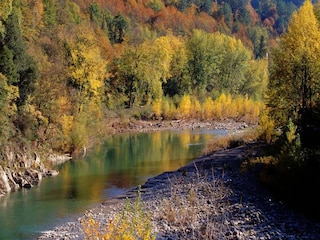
[38,143,320,239]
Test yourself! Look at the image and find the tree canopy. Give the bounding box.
[267,0,320,146]
[0,0,308,154]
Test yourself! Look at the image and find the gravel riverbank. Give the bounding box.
[38,143,320,240]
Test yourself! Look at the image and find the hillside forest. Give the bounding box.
[1,0,320,164]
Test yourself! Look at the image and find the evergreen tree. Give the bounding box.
[43,0,57,27]
[4,10,38,106]
[0,44,19,85]
[109,13,128,44]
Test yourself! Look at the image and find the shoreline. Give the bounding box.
[0,119,249,197]
[109,119,251,134]
[38,142,320,239]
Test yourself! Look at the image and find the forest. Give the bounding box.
[1,0,320,172]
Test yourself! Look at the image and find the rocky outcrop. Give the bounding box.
[0,166,12,195]
[47,154,72,166]
[0,148,72,197]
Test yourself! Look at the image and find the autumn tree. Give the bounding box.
[113,35,179,107]
[163,36,190,97]
[0,0,12,37]
[267,0,320,145]
[0,74,18,144]
[64,25,107,113]
[19,0,44,39]
[179,94,192,119]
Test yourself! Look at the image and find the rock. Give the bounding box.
[4,168,19,191]
[23,183,32,189]
[12,172,26,188]
[47,154,72,166]
[0,146,73,196]
[34,152,41,165]
[46,170,59,177]
[0,166,11,194]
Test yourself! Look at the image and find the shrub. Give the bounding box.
[178,95,192,119]
[257,112,275,143]
[152,98,162,119]
[82,186,156,240]
[202,97,214,120]
[162,97,177,119]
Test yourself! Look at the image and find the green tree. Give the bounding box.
[67,1,82,24]
[148,0,165,12]
[43,0,57,27]
[115,36,178,107]
[220,2,233,29]
[0,44,19,85]
[267,0,320,136]
[248,26,269,59]
[216,34,251,94]
[109,13,128,44]
[242,59,268,99]
[4,10,38,107]
[88,3,104,25]
[187,30,253,96]
[187,30,220,93]
[0,74,18,144]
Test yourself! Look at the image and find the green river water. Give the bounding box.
[0,128,227,239]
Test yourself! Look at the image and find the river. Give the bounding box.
[0,128,227,239]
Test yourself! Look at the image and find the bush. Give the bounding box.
[82,186,156,240]
[257,112,275,143]
[153,94,263,121]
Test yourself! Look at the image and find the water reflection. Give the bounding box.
[0,128,226,239]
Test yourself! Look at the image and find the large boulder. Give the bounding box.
[4,167,19,191]
[0,166,11,195]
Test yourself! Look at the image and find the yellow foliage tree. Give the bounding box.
[179,95,192,119]
[0,0,12,20]
[152,98,162,119]
[190,96,201,119]
[0,73,18,143]
[20,0,44,38]
[58,114,74,151]
[268,0,320,127]
[119,35,185,107]
[65,24,107,113]
[0,0,12,35]
[202,97,214,120]
[161,97,176,119]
